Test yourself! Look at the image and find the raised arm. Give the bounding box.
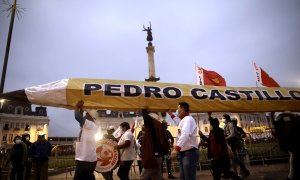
[74,100,85,127]
[142,109,153,128]
[167,110,180,125]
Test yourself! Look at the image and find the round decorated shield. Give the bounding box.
[95,139,119,173]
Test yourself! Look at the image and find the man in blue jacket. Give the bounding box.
[29,133,52,180]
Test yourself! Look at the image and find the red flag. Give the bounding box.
[253,62,280,87]
[261,68,280,87]
[195,66,226,86]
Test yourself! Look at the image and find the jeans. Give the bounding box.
[179,148,197,180]
[141,156,163,180]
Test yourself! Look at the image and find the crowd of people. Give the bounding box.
[1,97,297,180]
[5,132,52,180]
[72,100,300,180]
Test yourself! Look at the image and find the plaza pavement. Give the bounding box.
[49,162,290,180]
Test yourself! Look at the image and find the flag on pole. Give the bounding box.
[195,65,226,86]
[253,62,280,87]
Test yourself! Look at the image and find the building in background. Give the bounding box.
[0,100,49,149]
[50,110,143,146]
[164,112,271,141]
[94,110,143,138]
[48,137,77,145]
[193,112,271,139]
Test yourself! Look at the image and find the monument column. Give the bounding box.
[143,23,160,82]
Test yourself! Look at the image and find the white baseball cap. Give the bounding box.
[38,132,46,136]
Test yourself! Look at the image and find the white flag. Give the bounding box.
[252,62,262,84]
[195,65,204,85]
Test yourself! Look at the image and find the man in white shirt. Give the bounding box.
[169,102,198,180]
[114,122,135,180]
[73,101,98,180]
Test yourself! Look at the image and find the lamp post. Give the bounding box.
[0,0,17,93]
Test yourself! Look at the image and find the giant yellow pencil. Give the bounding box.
[1,78,300,112]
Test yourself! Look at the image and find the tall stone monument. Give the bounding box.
[143,23,160,82]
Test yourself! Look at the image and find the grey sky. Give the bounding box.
[1,0,300,136]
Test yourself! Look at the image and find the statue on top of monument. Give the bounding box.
[143,22,153,42]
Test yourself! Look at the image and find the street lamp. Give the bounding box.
[0,99,5,109]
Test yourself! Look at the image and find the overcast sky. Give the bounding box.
[1,0,300,136]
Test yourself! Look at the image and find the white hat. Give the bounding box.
[148,113,160,121]
[38,132,46,136]
[108,126,115,130]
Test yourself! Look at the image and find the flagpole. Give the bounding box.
[194,63,197,84]
[252,61,259,88]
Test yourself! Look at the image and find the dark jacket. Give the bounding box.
[30,140,52,162]
[141,109,169,169]
[7,142,28,166]
[273,114,300,153]
[200,127,229,160]
[236,126,246,139]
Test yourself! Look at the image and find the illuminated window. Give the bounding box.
[204,127,208,133]
[9,134,13,143]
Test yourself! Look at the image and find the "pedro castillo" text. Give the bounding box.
[83,83,300,101]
